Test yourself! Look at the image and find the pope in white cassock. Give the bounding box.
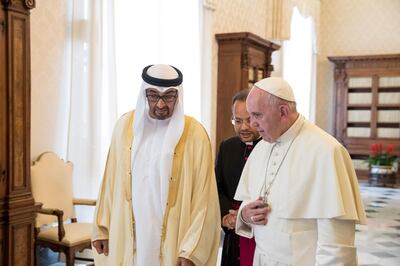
[92,64,220,266]
[235,77,367,266]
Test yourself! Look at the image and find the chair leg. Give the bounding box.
[65,250,75,266]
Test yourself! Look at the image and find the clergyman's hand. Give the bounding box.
[92,239,109,256]
[176,257,195,266]
[222,209,238,229]
[241,197,270,225]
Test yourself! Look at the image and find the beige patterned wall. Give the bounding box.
[317,0,400,133]
[214,0,267,35]
[30,0,71,159]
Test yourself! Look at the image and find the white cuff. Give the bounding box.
[235,201,253,238]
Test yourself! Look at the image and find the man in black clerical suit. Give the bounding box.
[215,89,261,266]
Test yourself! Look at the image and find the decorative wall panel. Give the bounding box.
[0,1,37,265]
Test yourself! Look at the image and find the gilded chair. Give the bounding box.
[31,152,96,266]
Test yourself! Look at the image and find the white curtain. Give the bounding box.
[67,0,117,222]
[114,0,202,121]
[200,0,216,134]
[275,0,319,122]
[266,0,294,40]
[266,0,320,45]
[283,7,315,120]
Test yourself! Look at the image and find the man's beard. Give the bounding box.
[153,107,170,120]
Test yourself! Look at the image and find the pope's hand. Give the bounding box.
[92,239,109,256]
[241,197,270,225]
[176,257,194,266]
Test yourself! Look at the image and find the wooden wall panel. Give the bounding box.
[11,223,31,266]
[0,4,7,201]
[0,223,4,266]
[0,1,36,265]
[9,13,30,192]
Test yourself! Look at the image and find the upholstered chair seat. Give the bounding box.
[37,222,93,247]
[31,152,96,266]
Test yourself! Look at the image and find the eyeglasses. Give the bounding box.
[231,117,251,126]
[146,93,178,103]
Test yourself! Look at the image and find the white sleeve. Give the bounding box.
[316,219,358,266]
[235,200,254,238]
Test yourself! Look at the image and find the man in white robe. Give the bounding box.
[92,64,220,265]
[235,77,367,265]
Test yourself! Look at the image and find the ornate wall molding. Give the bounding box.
[2,0,35,9]
[347,60,400,70]
[333,63,347,84]
[329,54,400,71]
[25,0,35,9]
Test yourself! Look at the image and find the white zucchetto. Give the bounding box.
[254,77,296,102]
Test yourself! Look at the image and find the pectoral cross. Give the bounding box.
[260,183,272,207]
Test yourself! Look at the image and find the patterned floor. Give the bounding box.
[356,183,400,266]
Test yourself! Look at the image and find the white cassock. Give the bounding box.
[235,115,367,266]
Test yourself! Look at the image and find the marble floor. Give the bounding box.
[356,183,400,266]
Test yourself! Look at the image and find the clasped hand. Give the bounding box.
[222,209,238,230]
[241,197,271,225]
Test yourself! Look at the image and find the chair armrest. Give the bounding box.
[37,207,65,241]
[73,198,97,206]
